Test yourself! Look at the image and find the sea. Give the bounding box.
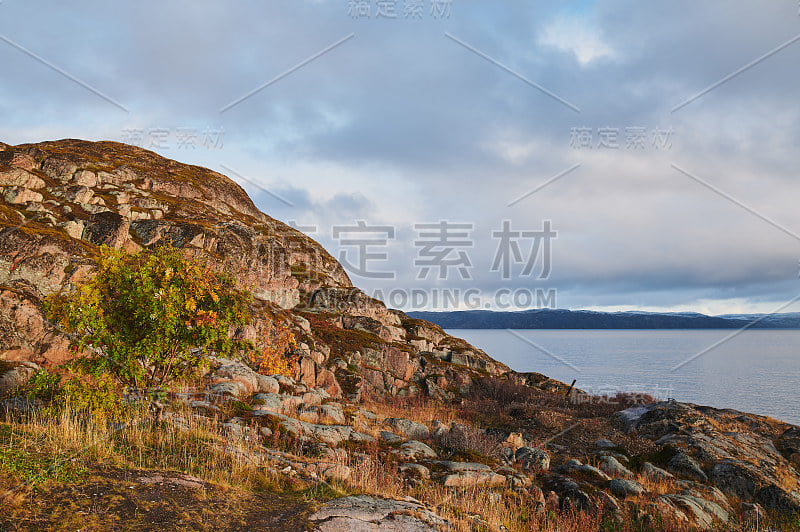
[447,329,800,425]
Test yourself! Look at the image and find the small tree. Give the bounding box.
[251,319,296,376]
[44,245,253,391]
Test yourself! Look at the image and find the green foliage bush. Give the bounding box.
[22,366,135,422]
[44,245,253,390]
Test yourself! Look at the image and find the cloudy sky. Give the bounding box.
[1,0,799,314]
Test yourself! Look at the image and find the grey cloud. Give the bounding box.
[1,0,798,312]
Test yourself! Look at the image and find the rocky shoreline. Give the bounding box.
[1,139,799,530]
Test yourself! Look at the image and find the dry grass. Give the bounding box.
[366,394,467,426]
[3,391,799,531]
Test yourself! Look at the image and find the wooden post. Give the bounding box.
[566,379,576,398]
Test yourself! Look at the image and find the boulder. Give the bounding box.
[82,210,130,248]
[213,363,259,395]
[754,484,800,515]
[206,381,245,398]
[380,431,403,444]
[0,361,40,396]
[608,478,647,498]
[642,462,673,480]
[431,461,492,473]
[597,455,632,478]
[557,461,610,482]
[4,186,43,205]
[0,168,45,189]
[660,494,728,528]
[306,463,352,482]
[319,404,346,425]
[251,393,283,413]
[304,424,352,446]
[777,427,800,458]
[398,440,437,460]
[400,463,430,480]
[190,400,221,413]
[515,447,550,471]
[667,452,707,482]
[385,418,429,440]
[349,431,376,443]
[709,460,761,500]
[315,368,342,398]
[255,374,279,394]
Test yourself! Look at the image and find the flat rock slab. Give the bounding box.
[309,495,448,531]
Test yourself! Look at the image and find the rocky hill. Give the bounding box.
[0,139,508,399]
[1,140,800,531]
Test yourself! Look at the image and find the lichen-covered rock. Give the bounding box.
[308,495,448,531]
[659,494,729,528]
[608,478,647,498]
[385,418,430,440]
[668,452,708,482]
[0,361,40,396]
[398,440,437,460]
[753,484,800,516]
[515,447,550,471]
[255,374,280,394]
[709,460,762,500]
[597,455,633,478]
[212,363,260,396]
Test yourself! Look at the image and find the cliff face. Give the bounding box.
[0,139,508,396]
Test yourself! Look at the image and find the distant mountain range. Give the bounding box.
[408,309,800,329]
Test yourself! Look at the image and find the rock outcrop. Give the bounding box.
[0,139,508,400]
[3,140,800,530]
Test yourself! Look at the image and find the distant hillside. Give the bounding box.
[408,308,800,329]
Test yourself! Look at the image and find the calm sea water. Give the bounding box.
[447,329,800,425]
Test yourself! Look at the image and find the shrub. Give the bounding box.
[437,424,502,462]
[22,367,135,422]
[251,319,296,376]
[44,245,253,391]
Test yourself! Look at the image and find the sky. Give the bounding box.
[1,0,799,314]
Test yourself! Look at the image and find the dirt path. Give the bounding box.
[1,466,319,531]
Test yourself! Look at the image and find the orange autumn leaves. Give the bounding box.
[251,319,296,377]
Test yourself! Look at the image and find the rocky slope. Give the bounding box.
[1,139,800,530]
[0,139,507,399]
